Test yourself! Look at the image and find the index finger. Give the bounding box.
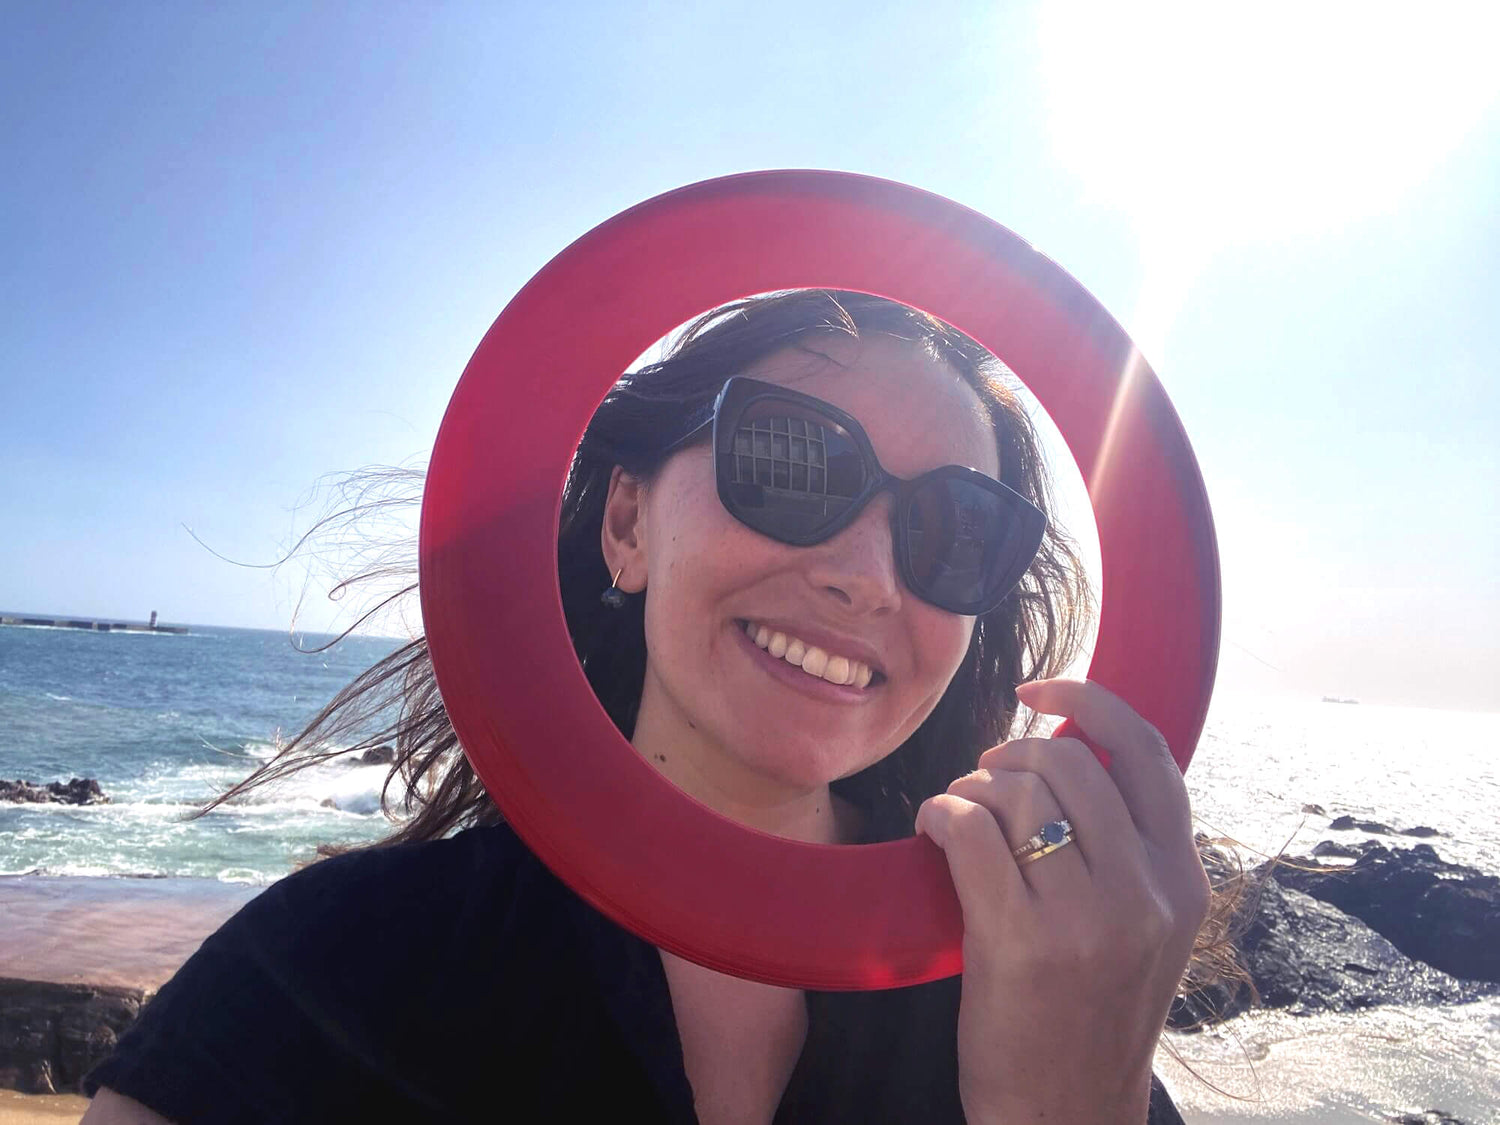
[1016,678,1193,848]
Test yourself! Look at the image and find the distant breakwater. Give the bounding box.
[0,615,187,635]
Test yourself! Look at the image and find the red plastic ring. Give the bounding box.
[420,171,1220,989]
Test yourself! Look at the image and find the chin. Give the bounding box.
[738,745,884,795]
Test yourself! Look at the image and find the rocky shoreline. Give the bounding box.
[1172,834,1499,1029]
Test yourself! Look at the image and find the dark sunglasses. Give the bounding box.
[676,377,1046,615]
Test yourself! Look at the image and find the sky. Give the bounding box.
[3,1,1497,711]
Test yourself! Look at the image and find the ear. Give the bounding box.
[600,466,649,593]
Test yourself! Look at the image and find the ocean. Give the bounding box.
[0,621,403,882]
[2,621,1498,1120]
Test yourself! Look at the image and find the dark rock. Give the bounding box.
[55,993,132,1086]
[23,1058,55,1095]
[0,777,109,805]
[359,744,396,765]
[1387,1113,1475,1124]
[1273,843,1500,983]
[1301,803,1327,816]
[1326,814,1441,838]
[1312,840,1364,859]
[1329,814,1396,834]
[1169,876,1492,1029]
[0,979,144,1095]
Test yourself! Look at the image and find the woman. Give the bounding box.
[83,291,1211,1123]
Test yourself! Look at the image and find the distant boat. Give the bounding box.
[1321,695,1360,704]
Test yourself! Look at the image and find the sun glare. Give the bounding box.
[1039,0,1500,355]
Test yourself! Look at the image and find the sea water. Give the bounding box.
[0,622,403,882]
[3,622,1498,1119]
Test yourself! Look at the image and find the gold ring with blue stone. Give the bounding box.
[1011,818,1075,865]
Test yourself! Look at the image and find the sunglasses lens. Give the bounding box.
[715,383,1042,613]
[903,478,1036,611]
[721,400,869,540]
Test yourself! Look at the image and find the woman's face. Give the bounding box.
[611,334,999,818]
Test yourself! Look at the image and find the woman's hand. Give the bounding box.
[913,679,1210,1125]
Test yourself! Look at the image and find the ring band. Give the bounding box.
[1015,837,1075,865]
[1011,818,1075,865]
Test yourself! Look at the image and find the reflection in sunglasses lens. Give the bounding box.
[726,403,867,539]
[722,395,1026,611]
[905,480,1009,608]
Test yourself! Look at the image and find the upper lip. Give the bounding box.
[738,616,889,679]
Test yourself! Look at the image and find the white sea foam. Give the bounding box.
[1157,998,1500,1122]
[214,867,274,885]
[0,624,182,638]
[15,862,119,878]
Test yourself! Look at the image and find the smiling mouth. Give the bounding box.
[737,621,882,689]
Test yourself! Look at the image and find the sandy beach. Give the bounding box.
[0,1089,89,1124]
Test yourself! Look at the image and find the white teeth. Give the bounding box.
[823,655,850,685]
[743,622,875,690]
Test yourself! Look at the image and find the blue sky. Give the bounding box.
[3,2,1497,710]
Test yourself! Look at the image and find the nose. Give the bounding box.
[804,493,904,615]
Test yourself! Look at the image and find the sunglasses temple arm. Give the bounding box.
[661,414,715,456]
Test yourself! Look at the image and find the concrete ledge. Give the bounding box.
[0,876,261,1094]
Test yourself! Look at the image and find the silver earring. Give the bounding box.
[601,568,628,610]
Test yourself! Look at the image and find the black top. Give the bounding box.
[84,823,1186,1123]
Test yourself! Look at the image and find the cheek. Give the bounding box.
[873,616,975,761]
[917,615,976,698]
[642,457,718,578]
[644,447,804,594]
[640,457,778,627]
